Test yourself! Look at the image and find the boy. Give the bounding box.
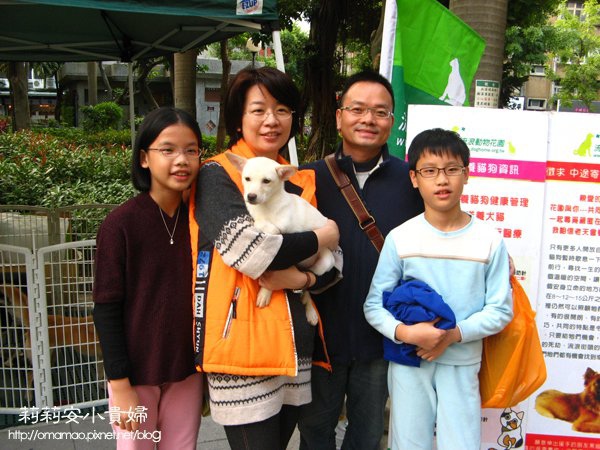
[363,128,513,450]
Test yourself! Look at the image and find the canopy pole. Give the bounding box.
[272,28,298,167]
[128,62,135,149]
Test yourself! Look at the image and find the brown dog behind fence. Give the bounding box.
[1,285,104,403]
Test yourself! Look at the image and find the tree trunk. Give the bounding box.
[174,48,199,118]
[370,0,386,70]
[54,73,63,123]
[98,61,113,100]
[8,62,31,131]
[216,40,231,152]
[304,0,345,160]
[87,61,98,105]
[136,59,160,111]
[449,0,508,107]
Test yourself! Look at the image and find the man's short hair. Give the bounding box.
[339,71,395,110]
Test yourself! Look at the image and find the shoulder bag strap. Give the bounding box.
[324,153,384,253]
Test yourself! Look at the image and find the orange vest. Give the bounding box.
[188,140,330,376]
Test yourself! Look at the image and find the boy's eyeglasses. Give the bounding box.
[245,109,294,121]
[146,148,201,158]
[339,105,393,119]
[415,166,465,178]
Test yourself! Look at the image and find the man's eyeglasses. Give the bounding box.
[146,147,201,158]
[415,166,465,178]
[339,105,393,119]
[245,108,294,121]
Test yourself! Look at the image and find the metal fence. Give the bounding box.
[0,205,115,422]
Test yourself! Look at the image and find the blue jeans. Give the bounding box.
[298,359,389,450]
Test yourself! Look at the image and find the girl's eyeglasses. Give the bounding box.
[146,148,201,158]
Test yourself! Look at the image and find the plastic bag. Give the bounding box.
[479,276,547,408]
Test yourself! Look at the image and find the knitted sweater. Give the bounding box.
[93,192,196,386]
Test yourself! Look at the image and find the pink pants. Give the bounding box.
[108,372,203,450]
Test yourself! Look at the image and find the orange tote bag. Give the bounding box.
[479,276,547,408]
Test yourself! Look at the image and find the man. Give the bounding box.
[298,71,424,449]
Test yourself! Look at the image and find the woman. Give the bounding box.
[188,67,340,449]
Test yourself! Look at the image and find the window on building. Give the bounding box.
[205,87,221,103]
[530,65,546,76]
[527,98,547,111]
[552,83,562,96]
[566,1,584,19]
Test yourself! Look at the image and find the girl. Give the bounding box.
[188,67,341,449]
[93,107,203,449]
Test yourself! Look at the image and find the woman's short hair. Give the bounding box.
[224,67,301,146]
[131,107,202,192]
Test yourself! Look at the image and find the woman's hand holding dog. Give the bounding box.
[109,378,142,431]
[260,267,314,292]
[314,219,340,250]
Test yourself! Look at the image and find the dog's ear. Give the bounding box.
[276,165,297,181]
[584,367,597,385]
[517,411,524,420]
[225,152,247,173]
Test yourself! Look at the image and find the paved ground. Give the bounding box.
[0,414,301,449]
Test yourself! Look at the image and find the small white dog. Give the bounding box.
[226,152,336,325]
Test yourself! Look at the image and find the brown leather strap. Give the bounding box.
[325,154,384,253]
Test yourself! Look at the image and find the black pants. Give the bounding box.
[224,405,300,450]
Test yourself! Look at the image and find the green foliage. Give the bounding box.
[501,0,563,107]
[339,39,373,75]
[501,23,557,106]
[201,134,218,158]
[546,0,600,110]
[81,101,124,133]
[206,26,310,92]
[507,0,563,27]
[0,130,135,207]
[0,116,11,133]
[39,127,131,147]
[279,24,310,90]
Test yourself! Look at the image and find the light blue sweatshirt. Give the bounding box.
[364,213,513,366]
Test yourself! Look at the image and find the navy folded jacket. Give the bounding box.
[382,279,456,367]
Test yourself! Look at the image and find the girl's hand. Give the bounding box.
[109,378,141,431]
[314,219,339,250]
[259,267,313,291]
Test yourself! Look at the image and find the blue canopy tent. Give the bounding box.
[0,0,298,161]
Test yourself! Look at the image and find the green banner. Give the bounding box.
[380,0,485,158]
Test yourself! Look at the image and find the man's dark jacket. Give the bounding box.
[303,144,424,364]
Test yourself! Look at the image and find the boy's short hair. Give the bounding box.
[407,128,470,170]
[339,71,395,110]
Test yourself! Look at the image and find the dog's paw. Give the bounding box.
[305,304,319,326]
[256,288,272,308]
[302,292,318,325]
[309,251,335,275]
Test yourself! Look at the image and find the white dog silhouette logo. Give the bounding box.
[439,58,466,106]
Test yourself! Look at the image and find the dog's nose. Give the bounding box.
[247,193,257,204]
